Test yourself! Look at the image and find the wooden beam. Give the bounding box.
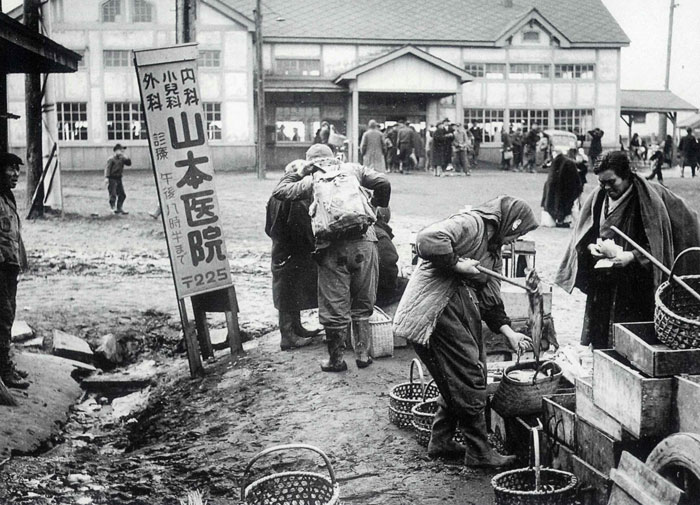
[23,0,42,216]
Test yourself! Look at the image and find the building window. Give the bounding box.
[464,108,505,143]
[57,103,88,141]
[554,109,594,135]
[101,0,121,22]
[198,50,221,68]
[103,50,131,67]
[132,0,153,22]
[203,103,222,140]
[554,64,595,79]
[275,58,321,77]
[275,106,321,142]
[522,30,541,42]
[464,63,506,79]
[106,102,147,140]
[510,109,550,132]
[509,63,550,79]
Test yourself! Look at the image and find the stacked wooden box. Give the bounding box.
[541,322,700,505]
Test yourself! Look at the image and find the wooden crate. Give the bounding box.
[489,409,540,465]
[576,377,632,442]
[575,417,661,476]
[592,350,673,438]
[572,454,610,505]
[541,432,575,473]
[674,374,700,436]
[543,393,576,448]
[614,322,700,377]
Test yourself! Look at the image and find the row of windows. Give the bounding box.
[99,49,222,68]
[464,108,594,140]
[101,0,152,23]
[270,58,596,80]
[464,62,595,80]
[56,102,222,141]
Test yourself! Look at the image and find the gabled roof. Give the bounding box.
[678,113,700,130]
[494,7,571,47]
[222,0,629,47]
[202,0,255,31]
[620,90,698,114]
[334,46,473,85]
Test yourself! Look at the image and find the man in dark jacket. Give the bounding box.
[432,119,453,177]
[0,153,29,389]
[469,123,482,167]
[273,144,391,372]
[678,127,698,178]
[396,119,415,174]
[524,125,540,173]
[587,128,604,168]
[105,143,131,214]
[374,207,407,308]
[265,161,321,351]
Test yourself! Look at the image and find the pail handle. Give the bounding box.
[531,360,558,385]
[241,444,336,500]
[669,247,700,283]
[422,379,436,402]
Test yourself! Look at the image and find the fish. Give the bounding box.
[526,269,543,366]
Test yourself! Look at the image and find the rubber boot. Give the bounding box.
[292,312,322,339]
[427,401,467,459]
[462,411,516,468]
[279,311,313,351]
[320,327,348,372]
[352,319,373,369]
[0,352,29,390]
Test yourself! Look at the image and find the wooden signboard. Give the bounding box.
[134,44,241,377]
[592,350,673,439]
[613,323,700,377]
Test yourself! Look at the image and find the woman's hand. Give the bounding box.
[453,258,480,275]
[612,251,635,268]
[501,325,533,353]
[587,243,604,258]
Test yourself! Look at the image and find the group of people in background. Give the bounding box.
[359,118,484,177]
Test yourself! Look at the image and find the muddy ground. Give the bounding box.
[1,166,698,504]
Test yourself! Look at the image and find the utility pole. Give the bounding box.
[659,0,676,143]
[176,0,196,43]
[254,0,266,179]
[24,0,43,216]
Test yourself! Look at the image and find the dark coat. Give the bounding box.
[432,126,453,167]
[265,196,318,311]
[541,154,583,222]
[375,221,399,305]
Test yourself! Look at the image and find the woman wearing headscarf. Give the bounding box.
[394,196,538,466]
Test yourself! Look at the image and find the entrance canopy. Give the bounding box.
[334,45,473,93]
[0,13,80,73]
[620,90,698,115]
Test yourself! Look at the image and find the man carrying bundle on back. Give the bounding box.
[273,144,391,372]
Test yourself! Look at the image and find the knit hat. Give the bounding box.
[305,144,334,160]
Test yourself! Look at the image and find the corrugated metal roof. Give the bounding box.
[621,90,698,113]
[223,0,629,46]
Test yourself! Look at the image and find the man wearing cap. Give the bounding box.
[105,143,131,214]
[0,153,29,389]
[272,144,391,372]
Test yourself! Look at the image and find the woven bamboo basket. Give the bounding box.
[369,306,393,358]
[654,248,700,349]
[492,427,577,505]
[241,444,340,505]
[410,391,466,448]
[491,360,562,417]
[389,359,439,429]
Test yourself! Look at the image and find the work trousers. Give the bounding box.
[107,176,126,210]
[452,149,469,173]
[317,238,378,329]
[0,266,19,370]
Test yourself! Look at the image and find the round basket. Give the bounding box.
[654,248,700,350]
[491,360,562,418]
[241,444,340,505]
[389,359,439,430]
[492,426,577,505]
